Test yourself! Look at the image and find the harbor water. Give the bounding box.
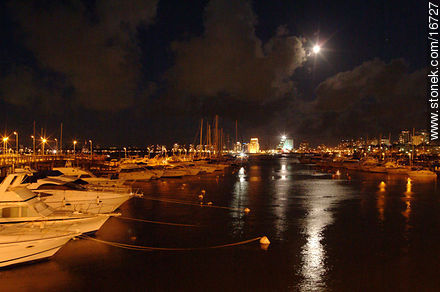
[1,156,440,291]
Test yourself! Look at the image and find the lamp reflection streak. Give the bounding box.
[230,167,248,235]
[402,179,413,231]
[298,181,349,291]
[273,163,289,238]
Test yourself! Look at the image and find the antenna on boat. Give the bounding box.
[200,118,203,157]
[60,122,63,154]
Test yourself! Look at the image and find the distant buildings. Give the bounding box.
[277,136,294,152]
[248,138,260,153]
[299,142,309,152]
[380,138,391,146]
[399,130,411,144]
[398,129,429,146]
[412,130,429,145]
[234,142,242,152]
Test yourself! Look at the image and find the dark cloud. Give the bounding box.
[0,0,427,147]
[4,0,158,111]
[167,0,306,103]
[0,65,73,112]
[295,59,427,143]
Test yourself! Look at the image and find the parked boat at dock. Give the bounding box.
[10,170,135,214]
[117,164,158,181]
[407,169,437,179]
[0,225,78,268]
[0,173,115,234]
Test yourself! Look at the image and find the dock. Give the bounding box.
[0,154,114,177]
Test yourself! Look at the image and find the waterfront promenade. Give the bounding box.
[0,154,110,176]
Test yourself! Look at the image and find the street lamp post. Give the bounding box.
[2,137,8,155]
[54,138,58,155]
[31,136,35,156]
[73,140,77,166]
[89,140,93,161]
[41,138,47,156]
[123,147,127,158]
[13,132,18,154]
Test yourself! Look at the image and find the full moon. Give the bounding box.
[313,45,321,54]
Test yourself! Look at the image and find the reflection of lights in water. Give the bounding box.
[298,181,350,291]
[301,225,324,290]
[403,178,413,224]
[273,167,290,238]
[406,179,412,193]
[379,181,386,192]
[230,167,248,233]
[238,166,246,183]
[377,191,385,222]
[237,167,246,183]
[281,164,287,171]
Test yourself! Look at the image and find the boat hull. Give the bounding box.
[0,233,74,268]
[40,191,132,214]
[162,170,187,178]
[1,215,112,234]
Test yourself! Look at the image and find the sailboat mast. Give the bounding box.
[200,118,203,155]
[60,122,63,154]
[412,128,415,165]
[215,115,218,156]
[235,120,238,145]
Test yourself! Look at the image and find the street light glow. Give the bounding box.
[313,44,321,54]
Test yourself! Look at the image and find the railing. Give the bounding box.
[0,153,112,168]
[0,154,71,167]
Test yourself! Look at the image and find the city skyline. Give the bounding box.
[0,0,427,146]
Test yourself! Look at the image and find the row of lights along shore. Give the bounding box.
[1,132,92,155]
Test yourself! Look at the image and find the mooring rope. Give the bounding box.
[116,216,198,227]
[141,196,247,212]
[79,234,263,251]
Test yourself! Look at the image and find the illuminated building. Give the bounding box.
[299,142,309,152]
[248,138,260,154]
[415,130,429,144]
[380,138,391,146]
[278,136,294,152]
[412,135,424,146]
[399,130,411,144]
[234,142,242,152]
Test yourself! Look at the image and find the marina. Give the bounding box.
[0,156,439,290]
[0,0,430,290]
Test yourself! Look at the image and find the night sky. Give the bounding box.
[0,0,427,147]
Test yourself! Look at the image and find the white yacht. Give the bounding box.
[407,169,437,179]
[384,162,409,174]
[161,166,187,178]
[0,173,114,234]
[51,166,127,190]
[11,170,135,214]
[0,225,78,268]
[193,161,224,172]
[358,158,379,172]
[368,164,388,173]
[118,164,160,181]
[169,164,201,176]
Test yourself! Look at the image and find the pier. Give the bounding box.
[0,154,112,177]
